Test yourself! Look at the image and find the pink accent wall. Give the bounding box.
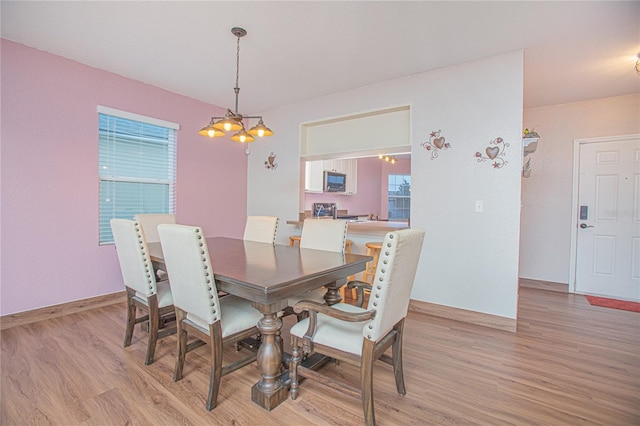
[1,39,248,315]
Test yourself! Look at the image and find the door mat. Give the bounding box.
[584,295,640,313]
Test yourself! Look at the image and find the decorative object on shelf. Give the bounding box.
[378,154,397,164]
[522,157,532,178]
[420,129,451,159]
[264,152,278,170]
[475,137,509,169]
[523,128,540,156]
[522,128,540,178]
[198,27,274,143]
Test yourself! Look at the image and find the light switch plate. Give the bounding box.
[475,200,483,213]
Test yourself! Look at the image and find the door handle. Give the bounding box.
[579,223,594,229]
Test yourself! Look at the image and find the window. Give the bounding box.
[388,174,411,219]
[98,106,178,244]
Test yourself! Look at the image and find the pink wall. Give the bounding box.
[1,39,248,315]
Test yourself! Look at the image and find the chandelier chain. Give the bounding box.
[234,34,241,113]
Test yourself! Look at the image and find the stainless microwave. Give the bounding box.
[324,171,346,192]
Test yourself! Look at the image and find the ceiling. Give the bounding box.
[2,1,639,114]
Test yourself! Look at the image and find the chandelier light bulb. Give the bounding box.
[198,121,225,138]
[248,119,274,137]
[230,127,255,143]
[224,122,232,131]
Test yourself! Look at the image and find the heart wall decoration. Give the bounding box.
[420,129,451,159]
[264,152,278,170]
[475,137,509,169]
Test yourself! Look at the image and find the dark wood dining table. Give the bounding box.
[147,236,371,411]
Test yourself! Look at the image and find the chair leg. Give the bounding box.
[290,340,302,400]
[392,321,406,395]
[123,288,136,347]
[206,322,223,411]
[145,295,160,365]
[173,308,187,382]
[360,339,376,426]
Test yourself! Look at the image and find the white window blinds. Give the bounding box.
[98,107,178,245]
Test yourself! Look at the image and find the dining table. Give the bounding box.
[147,236,371,411]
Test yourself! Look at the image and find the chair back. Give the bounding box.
[364,228,425,342]
[133,213,176,243]
[110,219,158,297]
[157,224,221,325]
[299,219,348,253]
[243,216,279,244]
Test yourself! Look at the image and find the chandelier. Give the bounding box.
[198,27,273,143]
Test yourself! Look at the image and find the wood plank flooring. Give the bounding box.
[2,287,639,425]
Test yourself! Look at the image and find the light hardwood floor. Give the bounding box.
[2,287,639,425]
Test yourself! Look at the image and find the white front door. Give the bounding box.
[575,136,640,301]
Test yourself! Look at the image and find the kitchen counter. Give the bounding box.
[286,218,409,234]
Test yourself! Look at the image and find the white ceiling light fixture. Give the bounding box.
[198,27,274,143]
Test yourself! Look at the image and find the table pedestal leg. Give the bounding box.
[251,312,288,411]
[324,279,345,306]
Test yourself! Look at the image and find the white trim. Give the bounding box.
[97,105,180,130]
[569,133,640,293]
[300,104,411,127]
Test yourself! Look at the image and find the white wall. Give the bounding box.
[520,93,640,283]
[248,51,524,320]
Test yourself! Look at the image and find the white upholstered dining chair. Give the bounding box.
[299,218,348,252]
[287,219,349,310]
[157,224,263,410]
[133,213,176,243]
[110,219,175,365]
[134,213,176,280]
[289,228,425,426]
[243,215,279,244]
